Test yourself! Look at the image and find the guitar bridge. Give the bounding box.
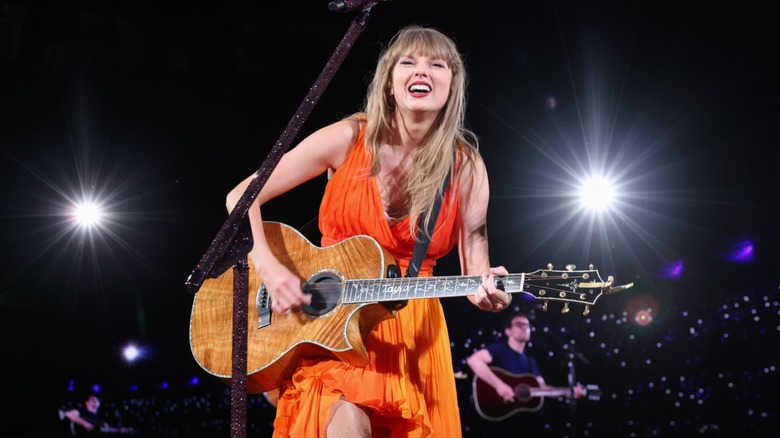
[257,283,271,328]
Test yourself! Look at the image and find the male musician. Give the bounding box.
[62,393,132,436]
[466,312,586,435]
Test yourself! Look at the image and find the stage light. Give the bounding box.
[661,259,684,280]
[579,176,615,212]
[722,238,755,264]
[634,309,653,326]
[122,344,142,362]
[626,294,660,327]
[73,201,103,227]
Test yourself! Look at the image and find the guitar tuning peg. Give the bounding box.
[583,305,590,316]
[547,263,553,270]
[565,264,576,271]
[542,301,548,312]
[561,302,570,314]
[588,263,594,270]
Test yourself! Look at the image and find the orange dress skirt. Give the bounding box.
[271,122,463,437]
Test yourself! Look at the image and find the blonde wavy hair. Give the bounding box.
[351,25,480,238]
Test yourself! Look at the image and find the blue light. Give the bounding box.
[724,239,755,264]
[661,259,684,279]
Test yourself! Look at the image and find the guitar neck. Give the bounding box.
[342,274,526,303]
[530,387,574,398]
[340,266,622,308]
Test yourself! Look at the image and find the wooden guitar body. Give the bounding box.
[190,222,399,393]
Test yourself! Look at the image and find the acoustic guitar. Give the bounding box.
[189,221,632,393]
[472,367,601,421]
[58,409,138,437]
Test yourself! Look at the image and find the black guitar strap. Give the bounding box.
[406,170,451,278]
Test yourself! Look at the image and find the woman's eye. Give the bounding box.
[399,60,414,65]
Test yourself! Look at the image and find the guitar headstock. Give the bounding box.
[521,264,633,316]
[585,384,602,401]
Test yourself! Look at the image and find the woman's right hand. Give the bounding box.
[254,256,312,314]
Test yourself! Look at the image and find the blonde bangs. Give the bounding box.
[385,28,463,76]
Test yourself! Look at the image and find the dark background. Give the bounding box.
[1,1,777,436]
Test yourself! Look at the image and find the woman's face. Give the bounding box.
[390,51,453,117]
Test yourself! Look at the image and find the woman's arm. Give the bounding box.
[225,118,359,314]
[456,153,511,311]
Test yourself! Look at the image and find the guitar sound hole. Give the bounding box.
[514,384,532,401]
[302,272,342,316]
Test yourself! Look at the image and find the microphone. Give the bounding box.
[569,350,590,365]
[546,331,591,365]
[328,0,389,13]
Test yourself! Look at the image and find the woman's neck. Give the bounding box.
[393,110,436,149]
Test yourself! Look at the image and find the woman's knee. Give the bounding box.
[326,399,371,438]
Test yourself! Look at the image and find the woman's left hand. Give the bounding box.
[473,266,512,312]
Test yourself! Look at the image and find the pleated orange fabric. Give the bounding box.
[271,121,463,437]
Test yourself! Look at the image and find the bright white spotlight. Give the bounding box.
[123,344,141,362]
[579,177,615,212]
[74,201,103,227]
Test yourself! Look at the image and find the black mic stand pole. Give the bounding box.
[566,351,579,437]
[548,331,587,437]
[566,342,592,437]
[567,343,590,436]
[184,6,376,438]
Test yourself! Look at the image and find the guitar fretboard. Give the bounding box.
[530,388,573,398]
[342,274,527,303]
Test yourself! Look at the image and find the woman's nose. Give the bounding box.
[413,65,429,77]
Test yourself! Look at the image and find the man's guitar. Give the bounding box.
[58,409,138,437]
[472,367,601,421]
[68,423,138,437]
[189,221,632,393]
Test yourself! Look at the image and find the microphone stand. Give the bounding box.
[566,350,579,438]
[184,6,376,438]
[545,331,588,437]
[564,343,589,437]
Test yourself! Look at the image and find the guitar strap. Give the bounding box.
[406,170,451,278]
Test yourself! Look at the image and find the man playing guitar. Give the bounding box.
[467,313,587,420]
[62,393,134,436]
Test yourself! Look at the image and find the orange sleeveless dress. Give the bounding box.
[271,123,463,437]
